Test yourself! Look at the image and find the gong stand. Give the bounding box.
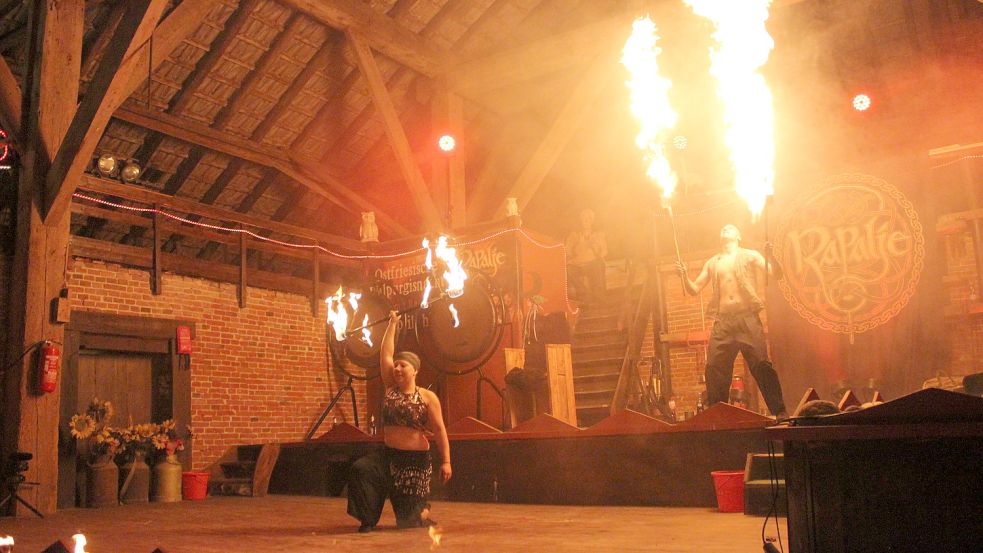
[305,375,360,440]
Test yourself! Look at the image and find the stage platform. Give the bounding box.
[269,404,777,508]
[0,495,783,553]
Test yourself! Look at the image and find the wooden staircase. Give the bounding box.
[571,288,634,428]
[209,443,279,497]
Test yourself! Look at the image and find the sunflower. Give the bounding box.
[152,433,169,450]
[69,414,96,439]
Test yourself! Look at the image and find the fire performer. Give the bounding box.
[347,310,452,533]
[676,224,788,418]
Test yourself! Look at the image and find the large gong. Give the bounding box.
[335,290,391,378]
[418,275,503,375]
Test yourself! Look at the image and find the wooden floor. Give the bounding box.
[0,496,787,552]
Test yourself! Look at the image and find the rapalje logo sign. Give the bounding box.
[777,173,925,336]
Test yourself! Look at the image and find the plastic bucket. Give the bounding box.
[711,470,745,513]
[181,471,210,500]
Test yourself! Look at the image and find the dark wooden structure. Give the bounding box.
[269,404,775,507]
[766,389,983,553]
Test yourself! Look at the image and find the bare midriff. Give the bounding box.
[384,425,430,451]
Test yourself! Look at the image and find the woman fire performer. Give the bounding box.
[347,310,452,533]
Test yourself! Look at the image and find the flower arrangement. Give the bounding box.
[69,398,122,463]
[70,399,191,463]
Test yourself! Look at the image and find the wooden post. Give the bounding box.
[238,225,248,308]
[311,242,320,316]
[2,0,84,516]
[151,204,162,295]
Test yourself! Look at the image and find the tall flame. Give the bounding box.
[684,0,775,220]
[325,286,350,341]
[72,534,88,553]
[622,16,678,198]
[448,304,460,328]
[434,236,467,299]
[421,238,434,308]
[360,314,373,346]
[0,536,13,548]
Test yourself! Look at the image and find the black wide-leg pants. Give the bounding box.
[705,311,787,416]
[347,448,431,528]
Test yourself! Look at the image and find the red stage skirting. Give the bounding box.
[268,403,775,507]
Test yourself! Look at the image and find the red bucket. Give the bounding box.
[182,471,210,501]
[711,470,745,513]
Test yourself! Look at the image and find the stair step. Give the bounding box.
[236,444,262,462]
[575,405,611,428]
[209,476,252,497]
[576,389,615,405]
[573,346,627,363]
[573,339,627,353]
[220,461,256,479]
[572,358,623,377]
[573,327,625,341]
[573,373,621,393]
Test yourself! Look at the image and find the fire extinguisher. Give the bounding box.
[38,341,60,393]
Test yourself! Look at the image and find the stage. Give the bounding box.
[269,403,777,508]
[0,495,783,552]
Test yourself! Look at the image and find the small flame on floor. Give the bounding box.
[72,534,88,553]
[428,525,442,549]
[0,535,14,552]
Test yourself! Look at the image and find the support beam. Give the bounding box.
[347,30,442,232]
[239,227,248,308]
[41,0,209,225]
[494,53,618,218]
[3,0,84,516]
[0,56,21,150]
[112,104,409,236]
[279,0,450,77]
[431,87,466,228]
[152,205,162,294]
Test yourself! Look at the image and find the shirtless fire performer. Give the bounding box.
[676,224,788,418]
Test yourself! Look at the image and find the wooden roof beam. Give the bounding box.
[445,15,628,101]
[492,52,619,219]
[0,55,21,151]
[112,104,409,236]
[279,0,451,76]
[40,0,216,224]
[347,30,442,232]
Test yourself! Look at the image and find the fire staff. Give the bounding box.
[676,224,788,418]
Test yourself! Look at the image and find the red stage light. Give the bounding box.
[437,134,456,153]
[852,94,871,112]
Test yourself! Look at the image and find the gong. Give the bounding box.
[418,275,503,374]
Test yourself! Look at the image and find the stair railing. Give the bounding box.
[610,260,656,415]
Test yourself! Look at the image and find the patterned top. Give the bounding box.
[382,387,429,431]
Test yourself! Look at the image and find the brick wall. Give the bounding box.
[67,258,365,470]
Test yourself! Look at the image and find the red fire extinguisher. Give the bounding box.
[38,341,60,393]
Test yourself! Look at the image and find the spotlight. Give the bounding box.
[120,160,142,183]
[437,134,456,153]
[852,93,871,112]
[95,153,117,177]
[672,135,688,150]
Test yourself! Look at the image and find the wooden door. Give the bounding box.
[76,352,167,426]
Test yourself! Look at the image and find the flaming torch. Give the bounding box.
[348,235,468,334]
[622,16,683,277]
[72,534,88,553]
[0,536,13,553]
[325,286,352,342]
[684,0,776,224]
